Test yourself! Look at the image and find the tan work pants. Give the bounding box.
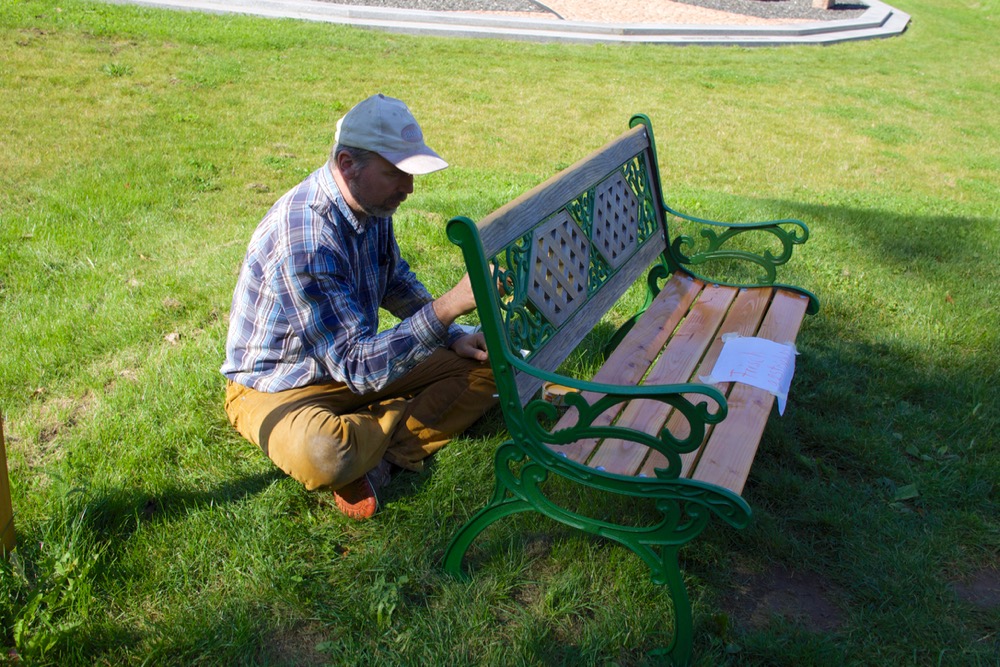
[224,349,496,491]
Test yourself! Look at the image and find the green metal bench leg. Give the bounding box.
[443,495,532,578]
[445,441,537,578]
[656,545,693,667]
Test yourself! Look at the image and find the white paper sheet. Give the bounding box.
[700,334,798,415]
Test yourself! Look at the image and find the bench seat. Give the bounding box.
[551,274,810,495]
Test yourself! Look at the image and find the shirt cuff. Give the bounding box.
[413,301,452,349]
[447,324,467,347]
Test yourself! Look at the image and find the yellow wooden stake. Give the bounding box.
[0,410,16,555]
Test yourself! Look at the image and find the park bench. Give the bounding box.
[442,114,819,665]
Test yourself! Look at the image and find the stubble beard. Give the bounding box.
[347,179,401,219]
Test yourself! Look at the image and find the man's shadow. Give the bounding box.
[80,469,287,544]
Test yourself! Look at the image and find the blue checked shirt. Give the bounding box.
[221,165,463,394]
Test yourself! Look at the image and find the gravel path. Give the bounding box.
[673,0,868,20]
[316,0,869,21]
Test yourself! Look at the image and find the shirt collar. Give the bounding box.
[317,163,370,234]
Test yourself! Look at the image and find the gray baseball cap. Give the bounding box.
[335,94,448,175]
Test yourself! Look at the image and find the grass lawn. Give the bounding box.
[0,0,997,664]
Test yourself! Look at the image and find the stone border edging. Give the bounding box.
[101,0,911,45]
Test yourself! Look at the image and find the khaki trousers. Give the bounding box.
[224,349,496,491]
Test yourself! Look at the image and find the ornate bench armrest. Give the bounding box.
[663,204,819,314]
[507,359,727,479]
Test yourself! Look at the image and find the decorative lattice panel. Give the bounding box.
[527,211,591,328]
[592,171,639,270]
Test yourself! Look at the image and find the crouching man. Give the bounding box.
[221,94,496,520]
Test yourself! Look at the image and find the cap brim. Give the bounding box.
[380,149,449,175]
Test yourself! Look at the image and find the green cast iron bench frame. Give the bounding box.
[443,114,820,665]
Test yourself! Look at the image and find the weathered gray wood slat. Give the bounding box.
[514,234,667,404]
[477,125,652,257]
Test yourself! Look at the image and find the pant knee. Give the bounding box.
[273,431,355,491]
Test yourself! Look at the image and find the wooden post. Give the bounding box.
[812,0,835,8]
[0,410,15,555]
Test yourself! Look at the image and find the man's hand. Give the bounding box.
[434,274,488,361]
[450,332,489,362]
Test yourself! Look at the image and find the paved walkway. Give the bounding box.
[464,0,826,26]
[104,0,911,44]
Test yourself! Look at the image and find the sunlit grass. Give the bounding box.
[0,0,997,664]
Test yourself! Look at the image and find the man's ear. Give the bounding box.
[335,150,358,180]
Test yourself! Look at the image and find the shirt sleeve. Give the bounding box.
[381,252,434,320]
[381,241,469,347]
[271,250,451,394]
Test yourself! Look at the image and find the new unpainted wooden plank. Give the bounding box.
[547,274,705,464]
[690,290,811,494]
[587,284,738,475]
[639,287,773,478]
[478,125,653,256]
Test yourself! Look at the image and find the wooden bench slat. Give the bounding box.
[638,287,774,478]
[689,290,811,494]
[547,274,704,464]
[587,284,738,475]
[589,274,705,387]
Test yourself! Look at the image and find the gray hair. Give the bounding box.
[330,144,378,170]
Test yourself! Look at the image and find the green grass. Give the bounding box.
[1,0,998,664]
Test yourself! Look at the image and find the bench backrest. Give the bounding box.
[447,118,669,406]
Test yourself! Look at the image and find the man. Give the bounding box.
[221,94,496,520]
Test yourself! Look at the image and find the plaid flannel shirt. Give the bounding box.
[221,165,462,394]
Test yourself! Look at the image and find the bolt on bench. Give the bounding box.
[443,114,819,665]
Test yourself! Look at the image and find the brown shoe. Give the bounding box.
[333,473,379,520]
[333,459,393,521]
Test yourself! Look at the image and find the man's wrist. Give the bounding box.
[420,301,454,344]
[431,292,460,328]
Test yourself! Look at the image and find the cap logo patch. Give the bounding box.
[400,123,422,144]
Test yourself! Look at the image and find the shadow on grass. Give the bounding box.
[80,469,287,544]
[70,594,336,667]
[769,198,996,459]
[779,199,998,300]
[744,198,998,487]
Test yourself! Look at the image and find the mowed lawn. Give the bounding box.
[0,0,997,665]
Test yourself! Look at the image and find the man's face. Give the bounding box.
[345,154,415,219]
